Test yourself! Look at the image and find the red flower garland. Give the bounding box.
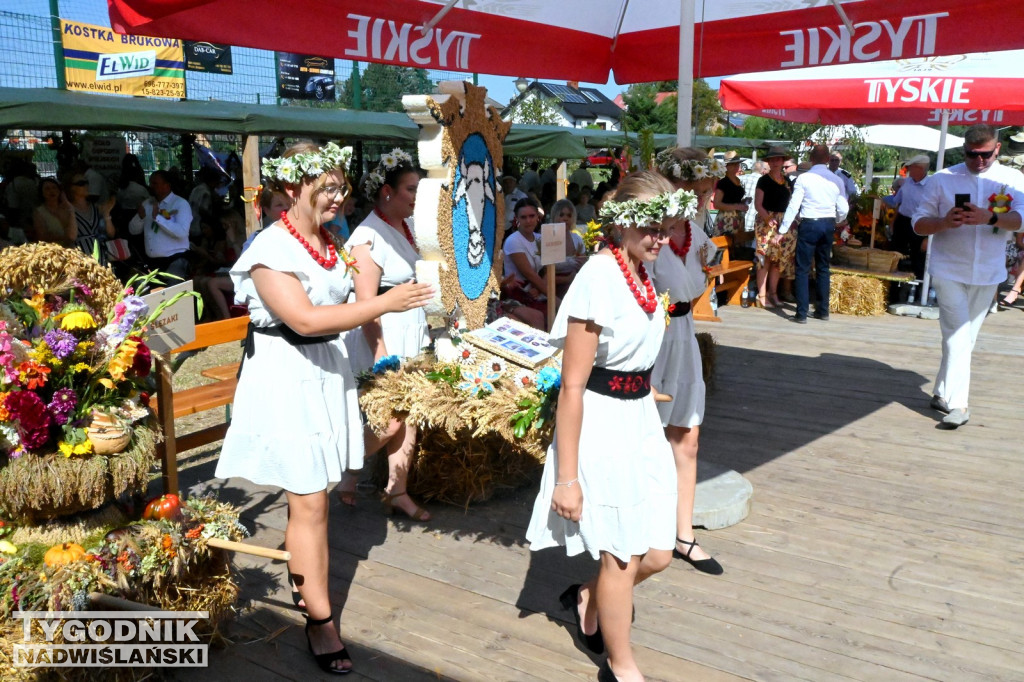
[609,243,658,313]
[668,220,692,261]
[281,211,338,269]
[374,207,418,252]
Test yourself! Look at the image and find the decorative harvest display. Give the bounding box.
[654,150,728,183]
[359,320,561,505]
[0,496,248,675]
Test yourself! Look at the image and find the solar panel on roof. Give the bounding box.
[548,84,588,103]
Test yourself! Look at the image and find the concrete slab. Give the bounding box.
[694,461,753,530]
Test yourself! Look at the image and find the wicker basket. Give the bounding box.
[835,245,902,273]
[0,242,122,313]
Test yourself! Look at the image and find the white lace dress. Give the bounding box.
[216,226,364,494]
[649,227,718,428]
[526,254,678,562]
[342,211,429,372]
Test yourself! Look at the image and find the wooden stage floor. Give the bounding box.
[173,303,1024,681]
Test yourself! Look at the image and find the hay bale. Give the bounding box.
[0,425,159,523]
[830,274,888,316]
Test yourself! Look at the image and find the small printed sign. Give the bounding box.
[183,41,233,75]
[540,222,567,266]
[141,280,196,355]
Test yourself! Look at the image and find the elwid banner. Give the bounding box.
[60,19,185,98]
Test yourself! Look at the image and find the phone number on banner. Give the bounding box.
[140,82,185,98]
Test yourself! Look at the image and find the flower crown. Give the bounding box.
[362,147,415,198]
[655,150,727,182]
[261,142,353,184]
[599,188,698,229]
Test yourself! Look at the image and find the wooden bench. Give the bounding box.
[153,315,249,494]
[692,235,754,322]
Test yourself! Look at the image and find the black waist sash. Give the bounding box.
[668,300,692,317]
[586,366,653,399]
[239,322,340,377]
[377,285,393,295]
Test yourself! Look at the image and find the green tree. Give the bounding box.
[504,93,563,126]
[337,63,435,112]
[621,79,724,134]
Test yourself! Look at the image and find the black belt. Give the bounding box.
[668,300,691,317]
[377,285,393,295]
[239,323,339,377]
[586,366,653,399]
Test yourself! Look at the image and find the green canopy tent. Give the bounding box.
[0,87,419,141]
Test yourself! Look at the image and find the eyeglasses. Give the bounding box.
[320,185,347,199]
[964,147,996,159]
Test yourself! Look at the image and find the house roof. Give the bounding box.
[506,81,623,123]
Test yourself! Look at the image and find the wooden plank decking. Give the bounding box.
[172,303,1024,682]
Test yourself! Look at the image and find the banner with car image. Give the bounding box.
[276,52,335,101]
[60,19,184,98]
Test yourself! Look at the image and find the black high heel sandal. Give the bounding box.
[559,584,604,654]
[674,537,724,575]
[304,614,352,675]
[598,658,619,682]
[287,571,305,610]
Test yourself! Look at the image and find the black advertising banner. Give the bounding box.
[183,41,233,74]
[276,52,336,101]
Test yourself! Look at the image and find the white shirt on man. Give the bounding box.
[812,164,848,199]
[893,175,929,218]
[128,191,192,258]
[779,165,849,233]
[912,161,1024,286]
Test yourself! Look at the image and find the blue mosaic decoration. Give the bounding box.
[450,133,498,301]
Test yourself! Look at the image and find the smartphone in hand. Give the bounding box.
[954,193,971,210]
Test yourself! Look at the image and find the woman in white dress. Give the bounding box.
[653,148,726,575]
[341,148,431,522]
[527,171,689,682]
[217,142,433,675]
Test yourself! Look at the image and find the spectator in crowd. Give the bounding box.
[502,197,553,328]
[128,170,193,280]
[114,154,151,237]
[576,185,596,224]
[33,177,75,246]
[712,153,749,237]
[83,161,110,205]
[194,211,246,320]
[67,169,116,266]
[774,145,849,323]
[783,158,799,183]
[189,166,222,238]
[548,198,587,293]
[754,147,795,308]
[911,124,1024,428]
[501,175,527,230]
[569,160,595,191]
[888,155,931,279]
[520,162,541,195]
[540,161,558,187]
[829,152,858,199]
[741,160,768,236]
[4,159,38,242]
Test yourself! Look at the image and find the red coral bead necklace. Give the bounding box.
[280,211,338,269]
[608,243,658,313]
[374,207,418,252]
[668,220,692,261]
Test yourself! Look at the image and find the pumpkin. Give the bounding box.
[143,494,182,522]
[44,542,86,568]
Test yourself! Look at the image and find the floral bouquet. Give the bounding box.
[0,272,196,462]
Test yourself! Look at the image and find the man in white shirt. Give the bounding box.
[569,161,594,192]
[912,124,1024,428]
[128,170,193,281]
[888,155,931,278]
[774,145,849,323]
